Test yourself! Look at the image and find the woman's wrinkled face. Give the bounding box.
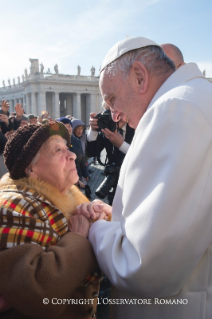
[26,135,78,193]
[74,125,84,138]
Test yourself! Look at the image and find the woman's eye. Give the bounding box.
[57,148,61,152]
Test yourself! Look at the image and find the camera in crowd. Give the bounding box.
[95,163,120,199]
[94,109,117,132]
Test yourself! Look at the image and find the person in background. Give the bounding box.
[57,117,90,196]
[41,110,50,119]
[0,131,7,177]
[161,43,185,69]
[71,119,87,154]
[86,105,134,205]
[28,114,38,124]
[66,114,74,120]
[19,115,29,127]
[0,102,24,177]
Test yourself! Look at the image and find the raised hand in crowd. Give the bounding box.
[0,114,9,126]
[1,100,10,114]
[15,103,24,120]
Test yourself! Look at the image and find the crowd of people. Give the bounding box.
[0,37,212,319]
[0,104,91,190]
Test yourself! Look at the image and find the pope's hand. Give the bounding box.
[74,199,112,221]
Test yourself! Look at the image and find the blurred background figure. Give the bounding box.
[20,115,29,127]
[161,43,185,69]
[28,114,38,124]
[86,108,134,205]
[57,117,90,198]
[71,119,87,154]
[41,110,52,121]
[0,101,24,178]
[66,114,74,120]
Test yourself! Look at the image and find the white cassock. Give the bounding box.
[89,63,212,319]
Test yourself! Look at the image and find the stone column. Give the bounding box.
[66,94,73,116]
[90,93,97,113]
[25,94,30,114]
[31,92,36,114]
[73,93,81,119]
[53,92,60,119]
[98,94,103,113]
[23,95,26,112]
[9,100,14,111]
[38,92,46,116]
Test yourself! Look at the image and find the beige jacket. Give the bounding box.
[0,174,99,319]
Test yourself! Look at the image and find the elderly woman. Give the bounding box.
[0,121,102,319]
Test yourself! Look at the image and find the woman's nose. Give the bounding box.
[68,151,76,161]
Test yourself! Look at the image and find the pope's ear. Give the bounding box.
[131,61,148,94]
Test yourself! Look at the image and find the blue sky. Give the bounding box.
[0,0,211,87]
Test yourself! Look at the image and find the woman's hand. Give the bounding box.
[74,199,112,221]
[68,215,90,238]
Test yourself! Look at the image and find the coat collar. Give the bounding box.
[0,173,89,219]
[148,63,205,111]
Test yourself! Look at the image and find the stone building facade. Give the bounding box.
[0,59,102,124]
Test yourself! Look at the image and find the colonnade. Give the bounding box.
[0,91,99,124]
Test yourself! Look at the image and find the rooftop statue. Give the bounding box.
[54,64,59,74]
[2,80,5,87]
[77,65,81,76]
[91,66,95,76]
[40,63,44,74]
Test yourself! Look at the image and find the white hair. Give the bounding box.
[104,45,175,79]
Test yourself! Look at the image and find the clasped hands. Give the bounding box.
[68,200,112,238]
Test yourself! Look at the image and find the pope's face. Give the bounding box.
[100,70,138,128]
[29,135,78,193]
[100,71,143,128]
